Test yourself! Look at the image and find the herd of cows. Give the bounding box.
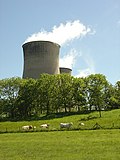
[22,122,85,131]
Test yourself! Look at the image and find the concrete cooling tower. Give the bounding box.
[59,67,72,75]
[22,41,60,79]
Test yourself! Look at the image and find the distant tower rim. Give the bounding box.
[59,67,72,71]
[22,40,60,48]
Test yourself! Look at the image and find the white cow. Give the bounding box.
[40,124,50,129]
[22,125,36,131]
[60,122,73,129]
[79,122,85,126]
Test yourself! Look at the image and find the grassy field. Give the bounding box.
[0,109,120,159]
[0,109,120,132]
[0,130,120,160]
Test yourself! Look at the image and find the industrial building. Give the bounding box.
[22,41,72,78]
[59,67,72,75]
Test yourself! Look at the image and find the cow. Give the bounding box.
[78,122,85,129]
[40,124,50,129]
[22,125,36,131]
[60,122,73,129]
[79,122,85,126]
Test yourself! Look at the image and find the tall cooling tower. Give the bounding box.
[22,41,60,79]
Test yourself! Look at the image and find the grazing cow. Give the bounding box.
[60,122,73,129]
[79,122,85,126]
[22,125,36,131]
[78,122,85,128]
[40,124,50,129]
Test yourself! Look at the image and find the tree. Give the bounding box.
[17,78,36,119]
[47,74,61,113]
[58,74,74,113]
[35,74,56,115]
[72,77,86,112]
[114,81,120,108]
[0,73,117,120]
[0,77,21,119]
[86,74,109,117]
[104,84,118,110]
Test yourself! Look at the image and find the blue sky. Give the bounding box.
[0,0,120,84]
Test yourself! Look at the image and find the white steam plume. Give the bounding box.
[24,20,91,45]
[75,53,95,78]
[75,68,95,78]
[59,49,80,69]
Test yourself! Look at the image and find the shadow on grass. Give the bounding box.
[38,111,93,120]
[0,110,98,122]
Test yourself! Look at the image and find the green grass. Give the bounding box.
[0,109,120,132]
[0,130,120,160]
[0,109,120,159]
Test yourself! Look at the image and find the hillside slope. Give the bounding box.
[0,109,120,132]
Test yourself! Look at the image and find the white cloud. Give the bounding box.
[75,53,95,78]
[59,48,80,69]
[24,20,91,46]
[89,29,96,35]
[75,68,95,78]
[60,49,95,77]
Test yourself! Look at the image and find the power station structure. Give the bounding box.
[60,67,72,75]
[22,41,72,79]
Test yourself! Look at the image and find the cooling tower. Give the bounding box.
[59,67,72,75]
[22,41,60,79]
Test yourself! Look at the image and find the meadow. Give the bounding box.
[0,130,120,160]
[0,109,120,160]
[0,109,120,132]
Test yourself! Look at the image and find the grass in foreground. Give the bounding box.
[0,130,120,160]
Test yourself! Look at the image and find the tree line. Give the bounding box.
[0,74,120,120]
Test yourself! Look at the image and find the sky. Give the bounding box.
[0,0,120,84]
